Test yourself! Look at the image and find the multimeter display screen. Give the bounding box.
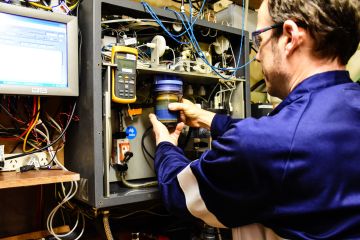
[119,59,135,73]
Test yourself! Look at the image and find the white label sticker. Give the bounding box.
[124,38,137,46]
[258,105,273,109]
[126,54,136,61]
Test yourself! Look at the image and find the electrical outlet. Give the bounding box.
[1,152,49,171]
[112,139,130,165]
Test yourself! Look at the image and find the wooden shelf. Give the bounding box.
[0,170,80,189]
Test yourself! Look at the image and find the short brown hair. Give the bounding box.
[267,0,360,65]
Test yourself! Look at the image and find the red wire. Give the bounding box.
[7,97,26,125]
[0,96,37,141]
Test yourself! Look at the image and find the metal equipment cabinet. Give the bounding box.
[65,0,250,208]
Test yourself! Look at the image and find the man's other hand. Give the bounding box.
[149,113,184,146]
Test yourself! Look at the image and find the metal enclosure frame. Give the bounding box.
[65,0,250,208]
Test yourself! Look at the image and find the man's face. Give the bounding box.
[256,0,289,99]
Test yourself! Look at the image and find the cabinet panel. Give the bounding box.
[66,0,250,208]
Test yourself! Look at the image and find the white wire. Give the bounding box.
[47,181,75,239]
[207,82,220,103]
[215,81,236,108]
[46,114,63,133]
[226,81,236,109]
[40,123,56,159]
[229,42,237,68]
[34,124,58,166]
[37,125,83,239]
[120,172,158,188]
[136,44,147,48]
[168,47,176,65]
[35,122,66,170]
[57,211,80,237]
[46,181,86,240]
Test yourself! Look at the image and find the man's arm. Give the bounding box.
[153,117,281,228]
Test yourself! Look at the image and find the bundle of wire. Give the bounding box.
[28,0,80,12]
[4,101,77,161]
[141,0,256,80]
[46,181,86,240]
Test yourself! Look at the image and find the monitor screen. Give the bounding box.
[0,3,78,96]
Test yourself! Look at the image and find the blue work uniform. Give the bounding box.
[155,71,360,240]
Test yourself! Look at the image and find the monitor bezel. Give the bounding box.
[0,3,78,96]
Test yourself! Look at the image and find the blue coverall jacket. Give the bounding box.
[155,71,360,239]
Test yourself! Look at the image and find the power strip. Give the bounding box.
[1,152,49,171]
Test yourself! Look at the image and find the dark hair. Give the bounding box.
[268,0,360,65]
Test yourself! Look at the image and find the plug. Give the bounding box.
[19,165,35,173]
[123,151,133,163]
[115,163,128,172]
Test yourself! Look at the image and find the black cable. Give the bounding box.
[4,101,77,161]
[251,45,258,54]
[250,79,265,91]
[0,130,21,136]
[40,147,60,168]
[142,126,155,160]
[179,127,192,149]
[196,0,202,10]
[192,4,200,12]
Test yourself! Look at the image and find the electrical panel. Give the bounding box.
[65,0,250,208]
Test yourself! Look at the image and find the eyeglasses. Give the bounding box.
[251,22,284,52]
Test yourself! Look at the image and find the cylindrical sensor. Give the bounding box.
[154,76,183,126]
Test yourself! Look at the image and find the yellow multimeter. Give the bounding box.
[111,46,138,104]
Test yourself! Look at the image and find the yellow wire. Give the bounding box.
[29,0,79,11]
[23,96,41,153]
[68,0,80,10]
[29,2,51,11]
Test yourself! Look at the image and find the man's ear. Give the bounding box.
[282,20,304,56]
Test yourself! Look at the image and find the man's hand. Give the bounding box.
[149,113,185,146]
[168,98,216,129]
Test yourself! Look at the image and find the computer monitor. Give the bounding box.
[0,3,78,96]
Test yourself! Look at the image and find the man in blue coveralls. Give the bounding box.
[149,0,360,239]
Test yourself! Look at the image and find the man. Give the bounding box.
[149,0,360,239]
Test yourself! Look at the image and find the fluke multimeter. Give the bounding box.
[111,46,138,103]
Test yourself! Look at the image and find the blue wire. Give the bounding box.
[177,1,246,77]
[187,0,246,73]
[163,0,206,38]
[141,2,188,44]
[141,0,252,79]
[180,11,239,79]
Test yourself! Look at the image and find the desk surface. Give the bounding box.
[0,170,80,189]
